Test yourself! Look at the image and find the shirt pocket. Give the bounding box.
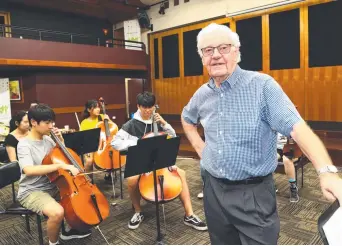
[227,110,258,142]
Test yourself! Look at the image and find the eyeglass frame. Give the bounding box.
[201,44,233,57]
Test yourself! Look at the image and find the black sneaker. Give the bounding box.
[128,212,144,230]
[59,229,91,241]
[184,214,208,231]
[290,186,299,203]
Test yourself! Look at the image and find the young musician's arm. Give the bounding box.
[154,113,176,137]
[5,146,17,162]
[23,164,66,176]
[4,134,18,162]
[111,129,138,151]
[161,123,176,137]
[18,140,77,176]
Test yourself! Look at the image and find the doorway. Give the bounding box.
[0,12,11,37]
[125,78,145,118]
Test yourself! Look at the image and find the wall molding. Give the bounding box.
[0,59,147,71]
[53,104,126,114]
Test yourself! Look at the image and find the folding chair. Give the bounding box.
[0,161,44,244]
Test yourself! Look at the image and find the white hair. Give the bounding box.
[197,23,241,63]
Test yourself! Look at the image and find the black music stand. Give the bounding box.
[318,200,340,245]
[124,135,181,244]
[63,128,101,166]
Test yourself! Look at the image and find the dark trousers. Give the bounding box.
[202,169,280,245]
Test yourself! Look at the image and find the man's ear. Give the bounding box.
[30,118,37,127]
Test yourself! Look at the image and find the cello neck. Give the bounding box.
[152,106,158,136]
[50,131,83,171]
[99,97,110,137]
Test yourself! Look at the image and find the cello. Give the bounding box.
[42,131,110,232]
[93,97,126,170]
[138,106,182,203]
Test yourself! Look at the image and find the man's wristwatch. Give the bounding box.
[317,165,338,175]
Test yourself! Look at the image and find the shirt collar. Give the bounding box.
[207,65,243,91]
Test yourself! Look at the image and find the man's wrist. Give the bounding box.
[317,165,338,176]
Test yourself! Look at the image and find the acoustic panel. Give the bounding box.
[309,1,342,67]
[162,34,180,78]
[269,9,300,70]
[236,16,263,71]
[183,29,203,76]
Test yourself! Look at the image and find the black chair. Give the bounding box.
[0,142,9,164]
[0,161,44,244]
[276,156,306,188]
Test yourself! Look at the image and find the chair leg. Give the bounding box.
[25,215,31,233]
[36,215,43,245]
[119,167,123,199]
[11,183,16,203]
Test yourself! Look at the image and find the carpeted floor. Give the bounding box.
[0,158,333,245]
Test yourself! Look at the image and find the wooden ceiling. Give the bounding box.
[6,0,149,23]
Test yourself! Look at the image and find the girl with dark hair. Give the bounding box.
[80,99,111,173]
[5,110,30,161]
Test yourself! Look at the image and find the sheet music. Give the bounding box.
[323,207,342,245]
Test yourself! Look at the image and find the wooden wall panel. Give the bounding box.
[305,66,342,121]
[268,69,305,116]
[6,71,130,130]
[149,0,341,124]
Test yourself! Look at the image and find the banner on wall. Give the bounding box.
[0,78,11,125]
[123,19,142,50]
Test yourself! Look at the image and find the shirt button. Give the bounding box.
[220,112,223,116]
[219,131,223,135]
[218,150,222,154]
[220,93,223,97]
[220,169,223,173]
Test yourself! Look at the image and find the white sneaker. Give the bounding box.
[128,212,144,230]
[197,192,203,199]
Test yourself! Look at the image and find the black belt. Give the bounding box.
[216,173,272,185]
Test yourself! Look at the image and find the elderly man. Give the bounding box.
[181,23,342,245]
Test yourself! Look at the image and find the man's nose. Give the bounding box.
[212,48,221,58]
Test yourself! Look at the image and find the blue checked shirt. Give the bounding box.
[182,65,302,180]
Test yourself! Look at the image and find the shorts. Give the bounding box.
[277,149,283,161]
[19,189,60,216]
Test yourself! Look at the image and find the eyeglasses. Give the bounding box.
[201,44,232,57]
